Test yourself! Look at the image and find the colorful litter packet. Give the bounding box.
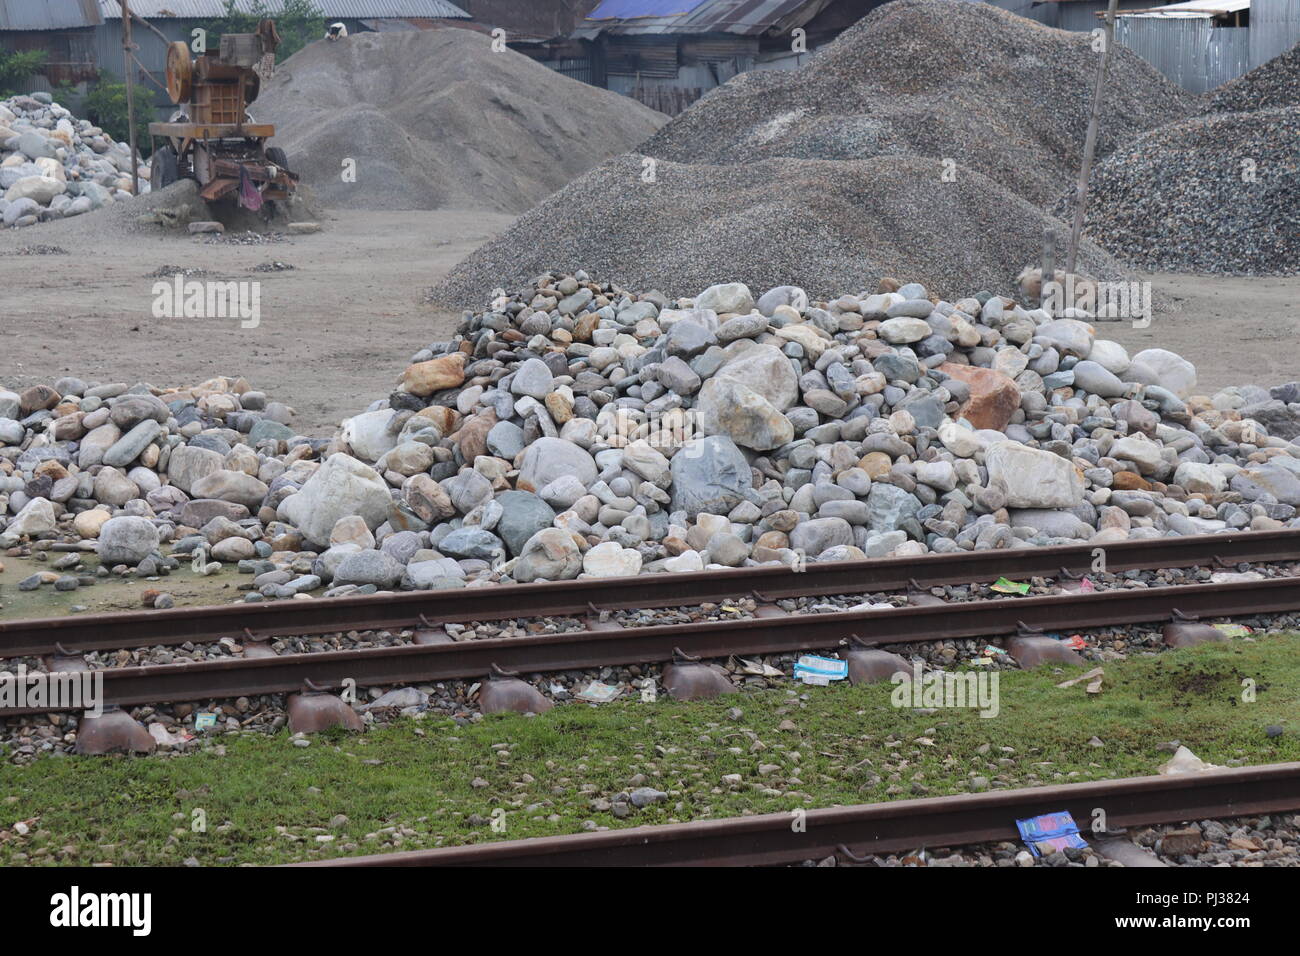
[1016,811,1089,856]
[793,655,848,686]
[991,577,1031,595]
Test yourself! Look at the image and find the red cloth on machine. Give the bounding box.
[239,164,263,211]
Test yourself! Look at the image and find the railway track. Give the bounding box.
[2,530,1299,716]
[293,761,1300,867]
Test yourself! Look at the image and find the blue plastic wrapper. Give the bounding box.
[793,655,848,686]
[1016,811,1090,856]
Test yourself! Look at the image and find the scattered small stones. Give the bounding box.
[146,265,212,279]
[202,230,288,245]
[1145,815,1300,866]
[6,244,68,255]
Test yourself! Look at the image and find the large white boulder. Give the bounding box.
[281,453,393,548]
[985,442,1084,508]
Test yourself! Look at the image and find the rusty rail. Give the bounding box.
[293,761,1300,866]
[3,529,1297,660]
[5,576,1300,715]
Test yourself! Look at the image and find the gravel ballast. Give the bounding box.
[429,154,1126,308]
[1061,107,1300,275]
[427,0,1196,309]
[639,0,1196,208]
[1205,41,1300,114]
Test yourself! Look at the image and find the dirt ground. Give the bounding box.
[1,209,1296,437]
[0,208,516,432]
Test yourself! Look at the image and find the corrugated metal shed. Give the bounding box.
[588,0,709,17]
[1118,0,1250,17]
[1116,16,1249,90]
[96,0,469,18]
[0,0,103,31]
[1251,0,1300,63]
[576,0,824,36]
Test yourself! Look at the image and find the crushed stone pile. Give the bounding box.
[638,0,1197,207]
[429,1,1192,309]
[430,153,1126,308]
[254,29,667,213]
[1205,41,1300,114]
[1059,106,1300,275]
[6,273,1300,603]
[0,93,149,229]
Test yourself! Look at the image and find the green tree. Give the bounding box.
[204,0,325,63]
[56,70,153,156]
[0,49,47,98]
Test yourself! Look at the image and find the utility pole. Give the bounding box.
[119,0,140,195]
[1066,0,1120,275]
[1040,228,1056,311]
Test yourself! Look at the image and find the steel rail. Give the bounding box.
[292,761,1300,866]
[2,529,1298,659]
[6,576,1300,715]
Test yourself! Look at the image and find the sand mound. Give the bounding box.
[430,153,1124,308]
[1061,107,1300,275]
[639,0,1196,207]
[255,30,667,212]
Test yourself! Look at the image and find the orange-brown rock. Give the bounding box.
[399,353,466,396]
[34,460,69,481]
[662,535,691,556]
[454,408,497,462]
[939,363,1021,431]
[858,451,892,478]
[755,530,789,551]
[412,404,461,436]
[1112,471,1151,491]
[50,414,85,441]
[19,385,60,415]
[574,313,600,343]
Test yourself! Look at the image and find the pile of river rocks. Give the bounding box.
[3,273,1300,602]
[0,93,146,229]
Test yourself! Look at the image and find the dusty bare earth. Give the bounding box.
[0,209,516,432]
[1,208,1296,439]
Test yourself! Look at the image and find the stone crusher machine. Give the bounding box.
[148,20,297,210]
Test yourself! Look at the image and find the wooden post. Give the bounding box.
[119,1,140,196]
[1066,0,1120,275]
[1040,228,1056,311]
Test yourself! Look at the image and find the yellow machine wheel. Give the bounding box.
[165,41,192,104]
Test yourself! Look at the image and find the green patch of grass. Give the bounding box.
[0,552,246,621]
[1,633,1297,865]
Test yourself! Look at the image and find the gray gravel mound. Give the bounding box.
[640,0,1197,207]
[430,153,1125,309]
[255,29,667,212]
[1060,107,1300,275]
[1205,41,1300,114]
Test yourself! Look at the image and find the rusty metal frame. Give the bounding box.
[294,761,1300,866]
[3,529,1296,660]
[7,576,1300,715]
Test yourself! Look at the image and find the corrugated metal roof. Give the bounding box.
[576,0,819,36]
[97,0,469,18]
[1,0,103,30]
[1118,0,1249,15]
[587,0,709,18]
